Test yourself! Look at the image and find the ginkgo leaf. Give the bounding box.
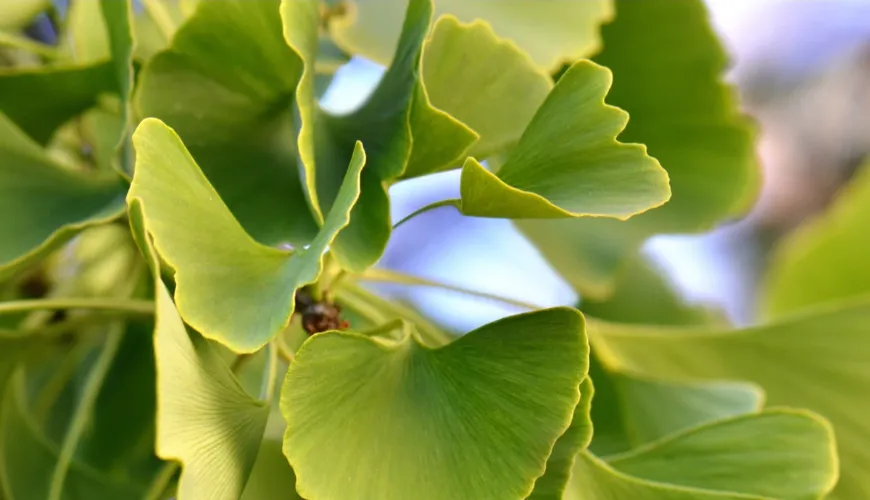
[0,63,116,144]
[527,377,594,500]
[456,60,670,220]
[130,201,272,500]
[152,282,269,500]
[419,16,552,160]
[128,118,365,352]
[99,0,135,176]
[588,354,762,456]
[327,0,613,70]
[282,0,476,271]
[281,308,588,500]
[762,159,870,319]
[590,299,870,498]
[0,112,125,281]
[568,410,837,500]
[609,371,763,447]
[519,0,758,298]
[135,0,318,246]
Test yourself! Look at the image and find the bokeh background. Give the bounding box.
[314,0,870,331]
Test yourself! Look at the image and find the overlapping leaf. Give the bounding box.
[568,410,837,500]
[762,160,870,319]
[455,60,669,220]
[527,377,594,500]
[128,118,365,352]
[130,202,272,500]
[587,355,762,456]
[590,300,870,498]
[419,16,552,160]
[135,0,318,246]
[282,0,476,271]
[0,112,124,281]
[281,308,588,500]
[327,0,613,69]
[607,371,763,447]
[152,281,269,500]
[519,0,758,297]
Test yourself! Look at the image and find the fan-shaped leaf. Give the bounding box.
[568,410,836,500]
[456,60,669,220]
[590,300,870,498]
[282,0,476,271]
[519,0,758,297]
[281,308,588,500]
[527,377,594,500]
[128,118,365,352]
[419,16,552,160]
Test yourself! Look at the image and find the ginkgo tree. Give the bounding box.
[0,0,863,499]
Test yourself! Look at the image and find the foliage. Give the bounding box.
[0,0,863,499]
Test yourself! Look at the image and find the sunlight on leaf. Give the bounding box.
[519,0,758,298]
[457,60,670,220]
[0,112,124,281]
[590,299,870,498]
[328,0,613,70]
[281,308,588,500]
[128,118,365,352]
[152,279,269,500]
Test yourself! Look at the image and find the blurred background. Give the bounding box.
[316,0,870,331]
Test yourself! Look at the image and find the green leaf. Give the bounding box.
[568,410,837,500]
[519,0,758,297]
[132,194,273,500]
[605,411,836,499]
[589,299,870,498]
[587,354,761,456]
[281,308,588,500]
[99,0,136,176]
[0,62,116,144]
[609,372,763,447]
[328,0,613,70]
[240,439,304,500]
[456,60,670,220]
[763,160,870,319]
[152,277,269,500]
[527,377,594,500]
[282,0,476,271]
[419,16,552,159]
[128,118,365,352]
[0,370,147,500]
[0,112,124,281]
[135,0,318,246]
